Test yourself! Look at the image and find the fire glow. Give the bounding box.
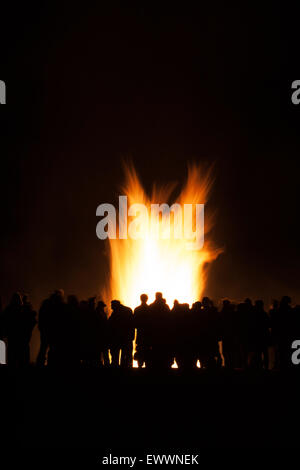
[102,163,220,309]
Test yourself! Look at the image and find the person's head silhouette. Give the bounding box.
[111,300,121,310]
[140,294,148,304]
[155,292,163,301]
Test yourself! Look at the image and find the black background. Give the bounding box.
[1,0,300,456]
[1,2,299,309]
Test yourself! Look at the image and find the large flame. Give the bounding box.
[103,163,220,309]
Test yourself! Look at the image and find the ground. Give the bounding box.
[0,366,298,453]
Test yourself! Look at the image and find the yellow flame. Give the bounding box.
[103,163,220,310]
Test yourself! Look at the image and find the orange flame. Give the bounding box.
[102,163,221,310]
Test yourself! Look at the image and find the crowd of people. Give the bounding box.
[0,290,299,370]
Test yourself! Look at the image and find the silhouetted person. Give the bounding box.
[134,294,151,368]
[172,302,196,369]
[195,297,221,368]
[108,300,134,367]
[209,298,223,367]
[276,296,293,369]
[269,299,280,369]
[64,295,81,366]
[238,298,254,367]
[1,292,36,366]
[220,299,242,368]
[148,292,172,368]
[248,300,270,369]
[189,301,202,366]
[79,296,105,366]
[171,299,181,366]
[37,289,67,366]
[95,300,109,366]
[232,302,249,368]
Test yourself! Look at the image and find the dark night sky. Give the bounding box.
[0,2,299,308]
